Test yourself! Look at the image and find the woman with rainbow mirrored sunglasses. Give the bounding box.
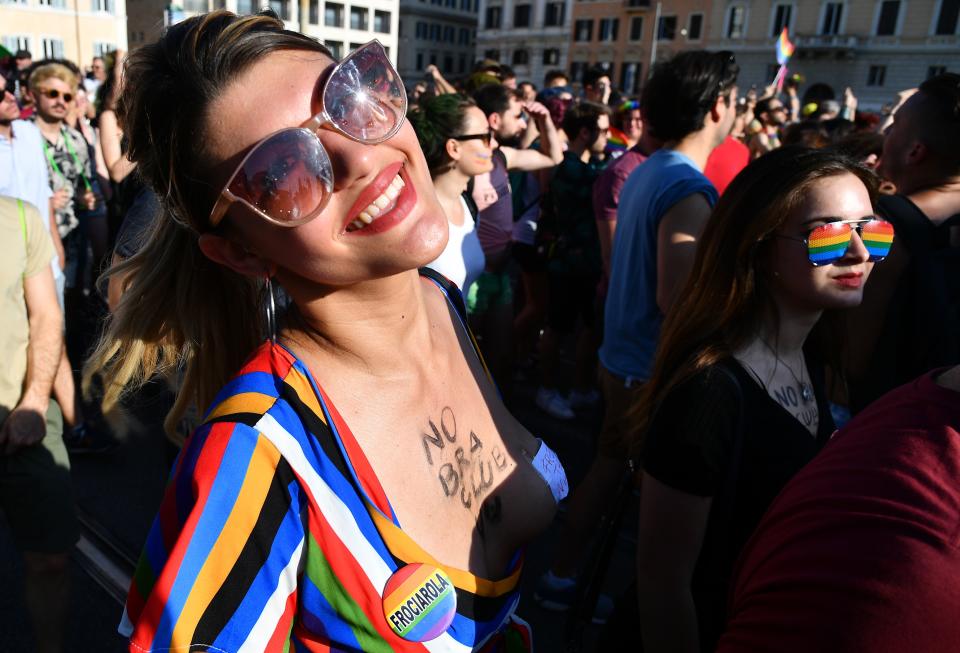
[87,11,559,652]
[632,147,887,653]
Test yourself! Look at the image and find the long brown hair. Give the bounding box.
[630,146,878,455]
[84,11,330,441]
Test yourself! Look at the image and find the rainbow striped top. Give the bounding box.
[120,274,531,652]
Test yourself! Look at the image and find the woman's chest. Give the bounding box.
[348,398,555,574]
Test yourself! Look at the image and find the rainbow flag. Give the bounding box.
[776,28,795,65]
[605,126,629,154]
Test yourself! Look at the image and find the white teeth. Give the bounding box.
[348,171,404,231]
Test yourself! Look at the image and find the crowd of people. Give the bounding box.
[1,8,958,653]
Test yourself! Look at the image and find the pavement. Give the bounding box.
[0,322,637,652]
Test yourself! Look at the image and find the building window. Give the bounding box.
[935,0,960,34]
[867,64,887,86]
[545,2,565,26]
[543,48,560,65]
[92,0,115,12]
[484,49,500,61]
[268,0,290,20]
[308,0,319,23]
[92,41,113,56]
[512,49,529,65]
[876,0,900,35]
[443,26,454,42]
[629,16,644,40]
[658,15,677,40]
[325,40,343,59]
[2,36,30,56]
[41,38,65,59]
[429,24,441,41]
[444,54,453,71]
[599,18,619,41]
[236,0,253,12]
[416,21,427,38]
[38,0,67,8]
[928,65,948,77]
[458,28,468,44]
[459,54,466,73]
[350,42,365,52]
[574,19,593,41]
[416,52,423,69]
[687,13,703,39]
[485,6,502,29]
[569,61,587,84]
[325,2,343,27]
[514,4,531,27]
[771,3,793,37]
[621,61,641,95]
[821,2,843,34]
[429,53,437,65]
[374,10,390,33]
[727,5,746,38]
[350,6,368,30]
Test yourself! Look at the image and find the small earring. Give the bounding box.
[264,275,277,343]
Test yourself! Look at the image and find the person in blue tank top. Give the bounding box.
[536,49,741,615]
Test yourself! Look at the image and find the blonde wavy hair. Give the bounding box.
[84,11,330,442]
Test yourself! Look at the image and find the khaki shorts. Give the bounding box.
[0,400,79,554]
[597,365,646,461]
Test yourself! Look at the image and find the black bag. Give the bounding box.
[853,195,960,411]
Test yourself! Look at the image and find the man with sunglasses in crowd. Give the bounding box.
[29,63,96,258]
[747,96,786,159]
[468,82,564,391]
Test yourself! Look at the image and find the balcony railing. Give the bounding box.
[794,34,859,48]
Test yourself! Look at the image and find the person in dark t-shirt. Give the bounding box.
[719,365,960,653]
[632,148,893,653]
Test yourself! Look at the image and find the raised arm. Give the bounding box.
[501,101,564,172]
[98,109,137,183]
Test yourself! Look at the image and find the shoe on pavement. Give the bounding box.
[568,388,601,410]
[535,388,575,420]
[533,570,615,624]
[64,422,117,455]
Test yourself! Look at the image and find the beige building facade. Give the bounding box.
[128,0,399,63]
[568,0,713,97]
[2,0,128,68]
[708,0,960,109]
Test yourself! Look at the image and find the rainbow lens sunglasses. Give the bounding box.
[209,40,407,228]
[781,218,895,266]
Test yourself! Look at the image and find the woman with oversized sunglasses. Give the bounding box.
[87,11,563,652]
[628,146,891,653]
[409,93,496,295]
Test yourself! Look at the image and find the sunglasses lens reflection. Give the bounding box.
[323,42,407,142]
[807,222,852,266]
[862,219,895,261]
[228,129,334,224]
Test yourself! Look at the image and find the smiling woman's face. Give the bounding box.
[769,172,876,312]
[204,49,448,288]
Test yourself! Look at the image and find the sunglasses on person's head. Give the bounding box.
[779,218,895,266]
[453,130,494,146]
[209,40,406,228]
[37,88,74,103]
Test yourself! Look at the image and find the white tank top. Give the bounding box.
[427,195,486,293]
